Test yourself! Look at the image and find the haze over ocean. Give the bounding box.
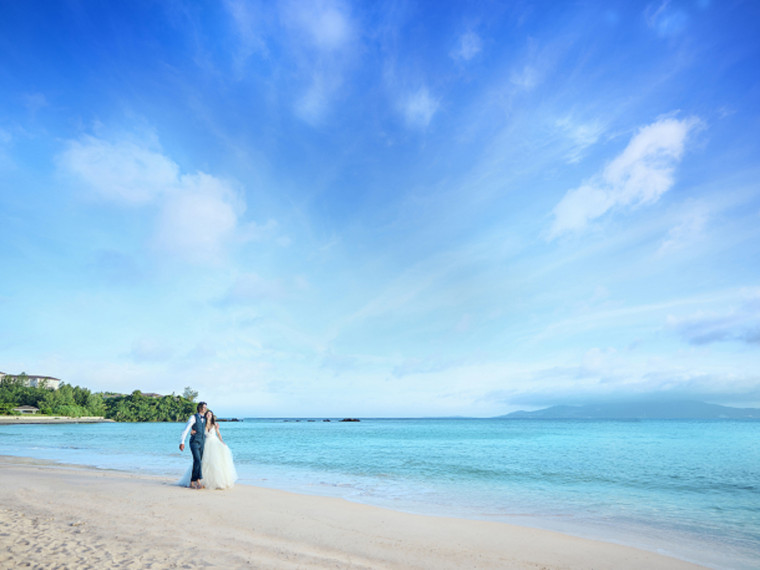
[2,418,759,569]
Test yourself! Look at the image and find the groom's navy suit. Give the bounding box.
[189,413,206,482]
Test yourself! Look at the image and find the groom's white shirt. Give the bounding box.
[179,414,204,445]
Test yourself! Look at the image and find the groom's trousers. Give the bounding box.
[190,439,204,482]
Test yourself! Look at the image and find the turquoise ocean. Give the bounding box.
[2,418,758,569]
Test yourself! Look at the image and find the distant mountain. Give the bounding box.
[499,400,760,420]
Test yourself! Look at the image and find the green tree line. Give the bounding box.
[103,390,196,422]
[0,375,196,422]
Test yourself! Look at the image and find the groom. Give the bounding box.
[179,401,208,489]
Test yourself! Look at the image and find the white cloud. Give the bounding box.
[281,0,354,51]
[224,0,269,73]
[555,116,606,163]
[510,64,539,91]
[226,0,357,124]
[646,1,689,37]
[279,0,357,125]
[549,116,700,238]
[59,135,178,205]
[550,184,614,235]
[657,203,709,255]
[401,87,439,129]
[59,133,250,263]
[155,173,243,262]
[451,31,482,62]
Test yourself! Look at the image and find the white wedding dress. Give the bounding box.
[178,427,238,490]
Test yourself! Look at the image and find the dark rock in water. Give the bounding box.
[217,418,240,422]
[340,418,360,422]
[323,419,331,422]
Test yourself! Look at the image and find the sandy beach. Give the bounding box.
[0,456,705,569]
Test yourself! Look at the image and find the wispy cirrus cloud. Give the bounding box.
[510,64,540,91]
[646,1,690,37]
[280,0,358,125]
[224,0,358,124]
[657,202,709,255]
[400,87,439,129]
[280,0,355,51]
[224,0,269,73]
[555,116,606,164]
[450,31,482,62]
[549,115,701,238]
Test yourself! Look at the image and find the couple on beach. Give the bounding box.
[178,401,238,490]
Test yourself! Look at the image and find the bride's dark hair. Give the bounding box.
[207,411,217,427]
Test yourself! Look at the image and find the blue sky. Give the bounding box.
[1,0,759,417]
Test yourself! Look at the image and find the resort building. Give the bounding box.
[0,373,62,390]
[13,405,40,414]
[25,376,62,390]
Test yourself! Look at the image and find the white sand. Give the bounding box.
[0,456,705,569]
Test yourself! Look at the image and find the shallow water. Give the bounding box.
[2,418,758,569]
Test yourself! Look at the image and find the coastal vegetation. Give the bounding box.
[103,390,195,422]
[0,375,196,422]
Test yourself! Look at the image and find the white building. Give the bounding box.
[0,373,61,390]
[27,376,62,390]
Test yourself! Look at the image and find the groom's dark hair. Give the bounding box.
[197,402,207,412]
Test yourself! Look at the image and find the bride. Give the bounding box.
[178,410,238,490]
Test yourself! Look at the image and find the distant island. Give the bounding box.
[500,400,760,420]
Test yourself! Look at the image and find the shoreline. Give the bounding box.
[0,455,706,569]
[0,415,114,424]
